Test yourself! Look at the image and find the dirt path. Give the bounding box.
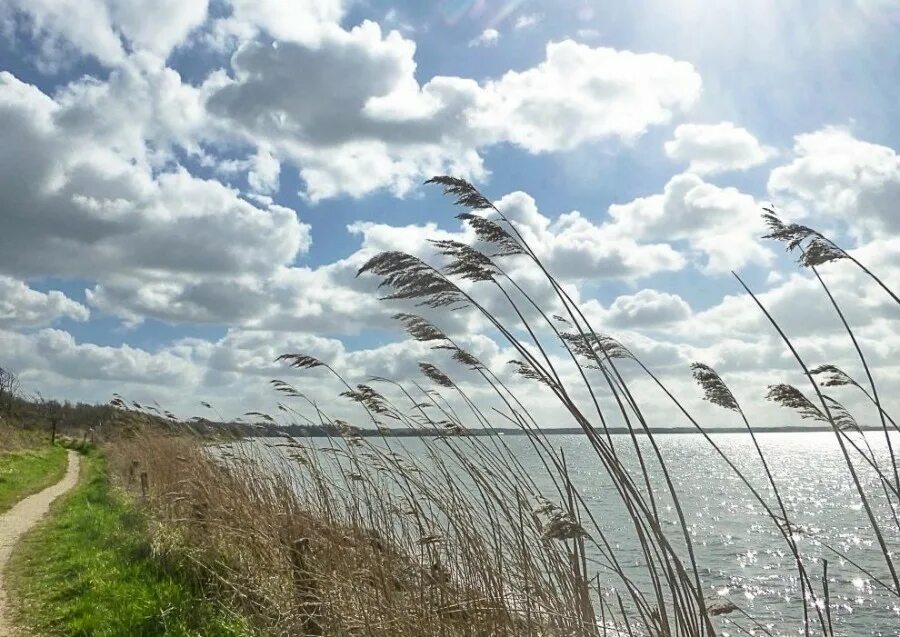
[0,450,80,635]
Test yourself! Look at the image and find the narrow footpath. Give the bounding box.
[0,450,80,635]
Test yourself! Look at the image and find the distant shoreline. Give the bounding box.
[265,424,892,438]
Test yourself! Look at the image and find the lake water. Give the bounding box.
[245,431,900,636]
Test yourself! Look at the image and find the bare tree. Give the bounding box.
[31,391,62,444]
[0,366,19,415]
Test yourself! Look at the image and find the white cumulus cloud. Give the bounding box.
[474,41,702,153]
[0,71,309,326]
[606,289,692,327]
[768,127,900,237]
[608,173,773,273]
[206,31,702,200]
[0,0,209,66]
[665,122,776,175]
[0,277,89,328]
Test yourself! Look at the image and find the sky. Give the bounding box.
[1,0,899,428]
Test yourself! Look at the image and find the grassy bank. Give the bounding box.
[7,450,253,636]
[0,444,67,513]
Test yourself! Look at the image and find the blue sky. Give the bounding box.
[1,0,899,425]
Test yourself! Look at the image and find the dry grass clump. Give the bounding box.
[108,432,602,637]
[0,423,45,451]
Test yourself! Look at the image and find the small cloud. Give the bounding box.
[469,28,500,48]
[576,28,601,40]
[514,14,542,30]
[248,146,280,194]
[665,122,777,175]
[607,289,692,327]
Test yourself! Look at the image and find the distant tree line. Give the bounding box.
[0,365,20,415]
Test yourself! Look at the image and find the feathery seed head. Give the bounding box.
[508,359,553,387]
[810,364,859,389]
[276,354,326,370]
[392,313,448,343]
[270,379,304,398]
[766,384,825,422]
[562,332,633,362]
[358,251,468,309]
[822,395,861,432]
[449,347,482,369]
[762,210,847,267]
[542,512,588,541]
[341,384,398,419]
[425,176,493,210]
[762,211,817,251]
[801,236,848,267]
[457,212,526,257]
[690,363,740,412]
[430,239,499,282]
[419,362,455,388]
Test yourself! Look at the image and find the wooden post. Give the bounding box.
[140,472,149,500]
[289,538,322,636]
[50,417,57,445]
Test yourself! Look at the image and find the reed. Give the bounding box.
[107,179,898,636]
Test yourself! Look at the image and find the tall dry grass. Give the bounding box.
[109,431,609,636]
[108,177,898,636]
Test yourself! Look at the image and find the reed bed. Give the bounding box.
[108,178,898,636]
[108,431,607,636]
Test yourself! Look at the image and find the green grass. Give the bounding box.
[0,444,67,513]
[7,452,254,636]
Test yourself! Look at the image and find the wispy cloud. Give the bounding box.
[513,13,542,30]
[469,28,500,47]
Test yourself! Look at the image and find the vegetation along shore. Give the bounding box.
[0,177,898,635]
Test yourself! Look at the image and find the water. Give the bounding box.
[553,432,900,636]
[244,431,900,636]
